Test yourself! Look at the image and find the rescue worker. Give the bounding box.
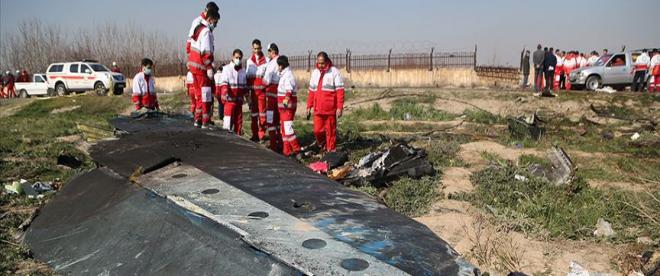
[307,52,345,153]
[132,58,159,111]
[218,49,247,133]
[17,70,29,82]
[246,39,269,142]
[650,49,660,93]
[276,56,302,159]
[185,70,196,114]
[111,62,121,73]
[262,43,283,152]
[3,71,16,98]
[563,51,577,90]
[578,53,588,68]
[554,49,564,91]
[187,9,219,128]
[186,2,219,56]
[632,49,651,92]
[213,62,224,120]
[587,51,600,66]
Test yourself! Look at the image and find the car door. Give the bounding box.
[68,63,81,89]
[33,75,48,95]
[603,54,628,84]
[79,64,93,90]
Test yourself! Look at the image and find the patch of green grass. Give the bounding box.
[349,185,381,198]
[349,103,389,121]
[412,133,472,168]
[518,154,550,168]
[389,98,456,121]
[463,109,503,124]
[458,161,659,242]
[385,176,441,217]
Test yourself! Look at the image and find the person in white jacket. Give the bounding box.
[632,49,651,92]
[650,49,660,93]
[132,58,158,111]
[262,43,283,152]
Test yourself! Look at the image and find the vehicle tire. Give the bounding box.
[19,89,30,98]
[55,83,68,96]
[585,75,601,91]
[94,82,107,96]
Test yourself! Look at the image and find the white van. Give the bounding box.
[46,60,125,96]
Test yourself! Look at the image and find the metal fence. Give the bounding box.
[289,48,476,72]
[146,48,477,77]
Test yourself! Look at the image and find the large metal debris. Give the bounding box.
[342,143,435,186]
[507,113,546,141]
[25,115,477,276]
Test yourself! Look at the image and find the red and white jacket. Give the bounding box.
[246,53,269,90]
[187,19,214,76]
[218,62,247,103]
[634,52,651,72]
[307,63,345,116]
[277,67,297,110]
[651,54,660,75]
[132,72,155,96]
[186,13,205,54]
[262,56,281,98]
[564,55,577,71]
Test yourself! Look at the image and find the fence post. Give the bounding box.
[345,48,351,73]
[429,47,434,71]
[307,50,312,72]
[387,49,392,72]
[473,44,477,70]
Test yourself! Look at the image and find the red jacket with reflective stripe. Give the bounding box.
[307,64,345,115]
[218,63,247,103]
[187,20,214,75]
[246,53,268,90]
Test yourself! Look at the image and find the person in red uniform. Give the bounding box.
[2,71,16,98]
[276,56,302,159]
[111,62,121,73]
[131,58,159,111]
[187,9,219,128]
[185,70,196,114]
[246,39,269,142]
[262,43,283,152]
[17,70,30,82]
[218,49,248,134]
[186,2,219,56]
[307,52,345,153]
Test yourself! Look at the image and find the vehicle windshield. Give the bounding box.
[89,64,109,72]
[593,55,611,67]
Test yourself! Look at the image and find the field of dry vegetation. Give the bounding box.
[1,84,659,275]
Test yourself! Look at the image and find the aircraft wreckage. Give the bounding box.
[25,114,478,275]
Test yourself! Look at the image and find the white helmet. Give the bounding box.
[5,71,9,75]
[16,70,20,74]
[112,61,117,66]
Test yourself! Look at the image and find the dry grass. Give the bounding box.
[293,68,481,88]
[125,75,186,93]
[465,214,526,273]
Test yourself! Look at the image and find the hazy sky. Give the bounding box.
[2,0,659,65]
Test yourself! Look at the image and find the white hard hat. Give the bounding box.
[112,61,117,66]
[5,71,9,75]
[16,70,20,74]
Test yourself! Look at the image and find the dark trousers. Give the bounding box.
[544,70,554,92]
[632,70,647,92]
[559,73,566,89]
[534,66,544,92]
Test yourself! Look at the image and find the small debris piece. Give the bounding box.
[593,218,616,238]
[4,180,24,194]
[631,133,641,141]
[321,151,349,170]
[507,113,545,140]
[514,175,528,182]
[329,165,353,180]
[308,161,329,174]
[57,154,83,169]
[546,146,575,186]
[567,261,590,276]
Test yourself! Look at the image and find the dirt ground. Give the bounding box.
[343,88,659,275]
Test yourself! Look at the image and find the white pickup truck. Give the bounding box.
[14,74,54,98]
